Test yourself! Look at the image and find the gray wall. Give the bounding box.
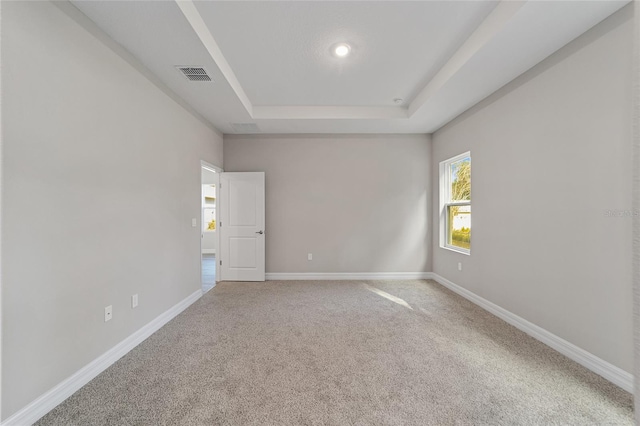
[224,134,431,274]
[1,1,223,419]
[432,6,633,373]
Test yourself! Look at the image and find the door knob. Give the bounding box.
[256,230,264,234]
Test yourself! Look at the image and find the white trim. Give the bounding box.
[252,105,408,120]
[446,201,472,207]
[441,245,471,256]
[2,290,202,426]
[430,273,634,393]
[201,161,222,174]
[266,272,433,281]
[201,249,216,255]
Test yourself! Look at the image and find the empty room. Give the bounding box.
[1,0,638,424]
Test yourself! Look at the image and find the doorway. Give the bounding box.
[201,162,222,293]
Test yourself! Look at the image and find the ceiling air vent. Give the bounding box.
[231,123,260,133]
[176,66,212,82]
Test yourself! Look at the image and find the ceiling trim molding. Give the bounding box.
[224,133,430,140]
[252,105,408,120]
[175,0,254,116]
[407,0,526,117]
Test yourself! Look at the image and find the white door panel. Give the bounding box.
[229,180,257,226]
[229,237,257,268]
[220,172,265,281]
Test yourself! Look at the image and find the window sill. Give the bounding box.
[441,245,470,256]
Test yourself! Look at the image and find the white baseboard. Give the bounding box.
[266,272,433,281]
[430,273,634,393]
[2,290,202,426]
[202,249,216,254]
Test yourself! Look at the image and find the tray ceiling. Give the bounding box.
[70,0,629,134]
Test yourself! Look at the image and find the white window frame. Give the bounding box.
[439,151,471,255]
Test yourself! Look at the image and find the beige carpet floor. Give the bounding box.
[37,280,633,425]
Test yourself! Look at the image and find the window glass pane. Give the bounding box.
[449,157,471,201]
[447,205,470,250]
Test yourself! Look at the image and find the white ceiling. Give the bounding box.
[70,0,629,135]
[194,1,498,107]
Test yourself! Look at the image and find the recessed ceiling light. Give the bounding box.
[394,98,404,105]
[333,43,351,58]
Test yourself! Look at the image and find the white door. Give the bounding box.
[219,172,265,281]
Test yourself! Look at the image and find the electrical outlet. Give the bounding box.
[308,253,313,261]
[104,305,113,322]
[191,218,197,227]
[458,262,462,271]
[132,294,138,308]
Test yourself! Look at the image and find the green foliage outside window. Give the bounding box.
[451,159,471,202]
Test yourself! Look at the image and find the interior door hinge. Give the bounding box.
[220,260,222,265]
[220,221,222,227]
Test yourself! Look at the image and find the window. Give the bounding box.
[440,152,471,254]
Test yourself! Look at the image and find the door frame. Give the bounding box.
[201,161,223,290]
